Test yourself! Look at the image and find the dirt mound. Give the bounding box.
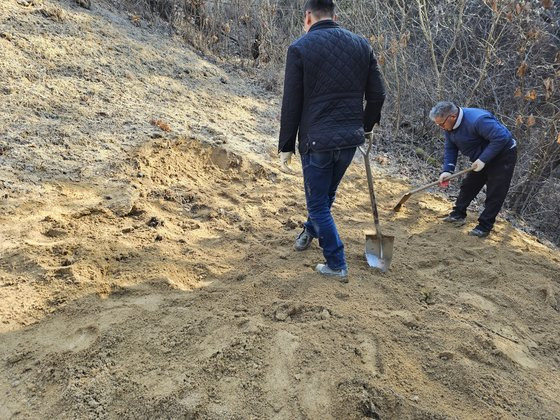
[1,1,559,419]
[2,136,559,419]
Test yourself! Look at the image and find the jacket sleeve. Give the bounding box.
[475,115,512,163]
[442,136,459,173]
[278,45,303,153]
[363,48,386,132]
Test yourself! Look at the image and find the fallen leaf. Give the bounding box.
[543,78,554,99]
[525,89,537,101]
[150,119,171,132]
[517,62,528,77]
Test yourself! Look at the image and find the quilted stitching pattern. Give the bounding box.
[303,31,370,97]
[279,20,379,153]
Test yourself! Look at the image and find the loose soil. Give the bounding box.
[1,1,559,419]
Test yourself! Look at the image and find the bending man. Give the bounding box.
[430,101,517,237]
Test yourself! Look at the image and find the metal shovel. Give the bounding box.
[393,168,473,212]
[359,135,394,272]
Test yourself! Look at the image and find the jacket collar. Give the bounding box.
[308,19,339,33]
[452,107,464,130]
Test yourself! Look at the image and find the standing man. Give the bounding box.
[278,0,385,278]
[430,101,517,237]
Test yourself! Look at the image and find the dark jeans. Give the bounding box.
[451,147,517,231]
[301,148,356,270]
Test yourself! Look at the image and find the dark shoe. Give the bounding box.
[468,227,490,238]
[316,263,348,281]
[294,227,313,251]
[443,214,466,226]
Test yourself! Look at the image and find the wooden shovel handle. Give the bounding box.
[393,168,473,212]
[407,168,473,195]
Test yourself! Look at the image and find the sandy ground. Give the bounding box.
[1,1,560,419]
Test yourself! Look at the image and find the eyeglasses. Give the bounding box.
[436,113,455,128]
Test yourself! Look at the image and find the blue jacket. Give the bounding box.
[278,20,385,154]
[442,108,515,173]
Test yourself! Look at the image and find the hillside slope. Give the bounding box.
[1,1,559,419]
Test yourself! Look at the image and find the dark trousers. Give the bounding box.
[451,147,517,231]
[301,148,356,270]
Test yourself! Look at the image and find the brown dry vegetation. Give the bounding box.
[1,1,560,419]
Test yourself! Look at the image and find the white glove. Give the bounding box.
[471,159,485,172]
[279,151,295,174]
[439,172,452,187]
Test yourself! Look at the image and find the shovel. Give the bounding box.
[359,134,394,273]
[393,168,473,212]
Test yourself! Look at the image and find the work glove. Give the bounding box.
[439,171,452,188]
[471,159,485,172]
[279,151,295,174]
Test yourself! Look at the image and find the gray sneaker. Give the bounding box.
[468,226,490,238]
[294,227,313,251]
[442,214,466,226]
[316,263,348,280]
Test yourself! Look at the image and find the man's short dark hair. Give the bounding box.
[304,0,335,19]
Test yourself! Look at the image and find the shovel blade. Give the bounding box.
[393,193,411,212]
[365,233,394,272]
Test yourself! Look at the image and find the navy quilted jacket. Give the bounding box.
[278,20,385,154]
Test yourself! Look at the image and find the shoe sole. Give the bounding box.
[317,272,348,277]
[444,219,466,227]
[316,269,348,279]
[469,232,489,238]
[315,264,348,280]
[294,238,313,251]
[317,272,349,283]
[294,243,312,251]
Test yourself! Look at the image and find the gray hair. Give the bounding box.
[429,101,458,121]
